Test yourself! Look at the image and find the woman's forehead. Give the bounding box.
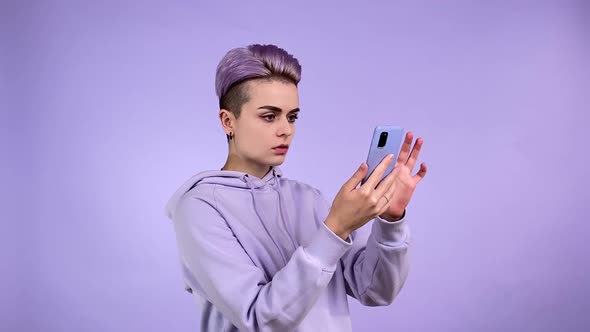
[246,80,299,108]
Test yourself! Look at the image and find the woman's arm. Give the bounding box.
[172,194,352,332]
[340,215,411,306]
[316,190,411,306]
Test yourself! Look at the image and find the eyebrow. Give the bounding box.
[257,105,300,113]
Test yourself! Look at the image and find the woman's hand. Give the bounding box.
[325,131,427,239]
[379,132,427,222]
[325,154,398,240]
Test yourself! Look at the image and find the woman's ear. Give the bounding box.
[219,109,234,134]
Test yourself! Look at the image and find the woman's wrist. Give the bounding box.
[379,209,406,222]
[324,216,351,240]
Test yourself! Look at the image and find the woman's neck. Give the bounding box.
[221,161,272,180]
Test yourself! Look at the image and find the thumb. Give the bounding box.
[343,162,367,191]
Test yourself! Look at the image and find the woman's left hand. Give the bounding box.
[380,131,428,221]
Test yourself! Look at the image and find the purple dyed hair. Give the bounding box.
[215,44,302,117]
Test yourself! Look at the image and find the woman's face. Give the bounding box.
[230,79,300,170]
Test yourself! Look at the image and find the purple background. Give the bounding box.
[3,0,589,331]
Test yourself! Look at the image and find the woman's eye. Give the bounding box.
[262,114,298,122]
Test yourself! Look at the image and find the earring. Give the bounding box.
[226,132,234,141]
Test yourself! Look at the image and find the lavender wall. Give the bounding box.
[3,0,589,331]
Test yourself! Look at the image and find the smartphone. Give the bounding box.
[361,126,405,186]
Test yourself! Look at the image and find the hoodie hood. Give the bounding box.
[165,166,284,220]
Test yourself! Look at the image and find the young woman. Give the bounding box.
[166,44,427,332]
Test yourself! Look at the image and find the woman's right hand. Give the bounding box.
[325,155,399,240]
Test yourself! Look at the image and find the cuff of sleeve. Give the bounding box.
[373,212,409,246]
[303,222,353,271]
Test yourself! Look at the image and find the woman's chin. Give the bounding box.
[267,156,286,166]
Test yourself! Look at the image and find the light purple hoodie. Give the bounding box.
[165,166,411,332]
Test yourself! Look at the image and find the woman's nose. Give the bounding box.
[277,117,293,136]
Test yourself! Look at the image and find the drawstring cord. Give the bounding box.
[273,169,298,251]
[244,174,289,266]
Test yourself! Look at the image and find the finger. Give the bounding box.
[396,131,413,165]
[377,196,392,216]
[406,137,424,170]
[343,162,369,191]
[415,162,427,182]
[377,171,400,214]
[362,154,394,191]
[374,163,400,197]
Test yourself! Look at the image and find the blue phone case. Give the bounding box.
[361,126,405,186]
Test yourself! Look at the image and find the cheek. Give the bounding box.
[238,125,268,147]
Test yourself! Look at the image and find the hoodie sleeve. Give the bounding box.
[172,193,353,332]
[316,190,411,307]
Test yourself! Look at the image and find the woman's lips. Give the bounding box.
[272,147,288,154]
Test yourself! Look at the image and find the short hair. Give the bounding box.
[215,44,302,119]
